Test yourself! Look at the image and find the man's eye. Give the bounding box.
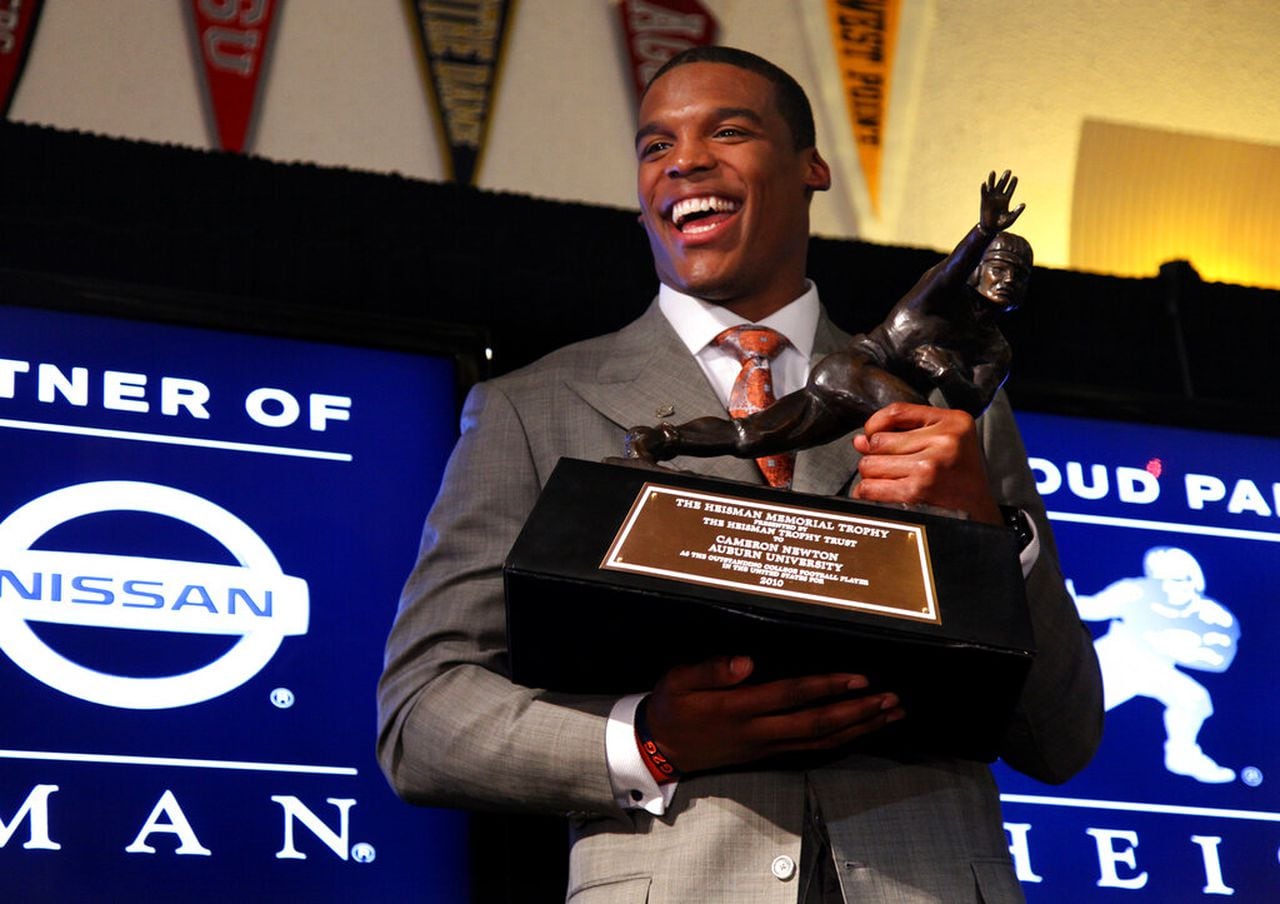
[715,127,745,138]
[640,140,671,157]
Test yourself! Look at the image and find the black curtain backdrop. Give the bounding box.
[2,119,1278,903]
[4,119,1277,433]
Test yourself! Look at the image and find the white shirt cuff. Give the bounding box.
[1018,508,1041,579]
[606,693,678,816]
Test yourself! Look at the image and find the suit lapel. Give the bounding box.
[567,302,763,485]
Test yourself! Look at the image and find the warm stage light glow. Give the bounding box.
[1071,120,1280,290]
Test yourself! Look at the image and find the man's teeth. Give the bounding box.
[671,196,740,230]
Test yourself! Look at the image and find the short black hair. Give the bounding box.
[643,46,816,151]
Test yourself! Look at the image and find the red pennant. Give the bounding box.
[617,0,717,102]
[0,0,45,118]
[188,0,281,152]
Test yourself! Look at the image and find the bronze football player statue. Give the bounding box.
[626,170,1032,466]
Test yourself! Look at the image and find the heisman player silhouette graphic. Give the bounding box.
[1069,546,1239,783]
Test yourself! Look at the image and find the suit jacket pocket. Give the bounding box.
[566,874,651,904]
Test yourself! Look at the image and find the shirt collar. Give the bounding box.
[657,281,820,359]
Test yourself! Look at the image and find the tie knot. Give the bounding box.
[714,325,789,363]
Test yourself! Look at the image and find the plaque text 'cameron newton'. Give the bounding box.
[601,484,939,623]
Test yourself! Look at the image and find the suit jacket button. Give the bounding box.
[770,855,796,881]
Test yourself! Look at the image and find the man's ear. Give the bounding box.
[804,148,832,193]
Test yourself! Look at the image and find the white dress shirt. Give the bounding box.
[658,280,820,405]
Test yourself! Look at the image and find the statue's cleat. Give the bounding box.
[1165,743,1235,783]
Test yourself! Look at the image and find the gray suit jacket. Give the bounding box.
[378,302,1103,903]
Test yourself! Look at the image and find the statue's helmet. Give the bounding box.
[983,232,1033,268]
[1143,546,1205,593]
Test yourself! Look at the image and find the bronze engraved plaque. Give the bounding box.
[601,482,939,623]
[507,459,1033,760]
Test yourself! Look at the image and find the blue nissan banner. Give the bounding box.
[0,303,469,901]
[998,411,1280,900]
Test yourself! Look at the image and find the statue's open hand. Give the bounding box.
[980,169,1025,234]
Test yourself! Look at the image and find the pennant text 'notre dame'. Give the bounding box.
[408,0,516,185]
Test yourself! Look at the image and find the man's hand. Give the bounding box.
[643,656,902,774]
[851,402,1002,525]
[979,169,1024,235]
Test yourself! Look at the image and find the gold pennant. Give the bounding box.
[825,0,900,217]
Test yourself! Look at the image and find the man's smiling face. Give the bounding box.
[635,62,830,322]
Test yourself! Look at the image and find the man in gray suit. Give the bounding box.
[378,46,1102,903]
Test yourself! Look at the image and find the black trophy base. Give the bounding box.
[504,458,1034,762]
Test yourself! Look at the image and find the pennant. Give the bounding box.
[617,0,717,102]
[188,0,281,153]
[407,0,516,186]
[0,0,45,118]
[825,0,900,216]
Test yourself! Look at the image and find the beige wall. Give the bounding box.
[11,1,1279,279]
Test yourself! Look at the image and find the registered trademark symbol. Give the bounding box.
[1242,766,1263,787]
[352,842,376,864]
[269,687,295,709]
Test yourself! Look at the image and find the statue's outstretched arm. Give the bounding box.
[627,387,835,463]
[903,170,1025,308]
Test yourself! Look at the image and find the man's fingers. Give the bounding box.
[851,477,925,505]
[858,438,959,478]
[660,655,755,692]
[854,435,967,502]
[859,404,973,454]
[647,660,904,772]
[858,427,950,458]
[647,665,886,772]
[750,693,904,752]
[780,706,906,754]
[721,672,870,717]
[859,424,968,462]
[861,403,972,450]
[661,659,868,710]
[849,403,999,522]
[861,401,937,437]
